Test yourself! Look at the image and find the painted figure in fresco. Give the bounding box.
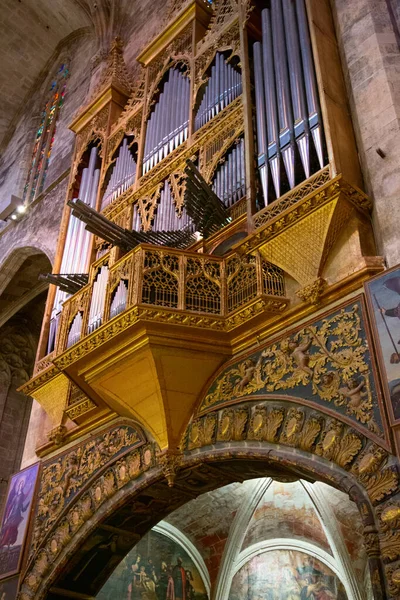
[156,561,175,600]
[129,554,143,600]
[0,477,29,548]
[172,557,187,600]
[138,565,157,600]
[185,570,195,600]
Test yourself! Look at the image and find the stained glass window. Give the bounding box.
[23,63,69,203]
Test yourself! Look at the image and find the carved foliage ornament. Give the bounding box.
[184,400,398,508]
[30,424,144,555]
[21,441,156,600]
[200,302,384,440]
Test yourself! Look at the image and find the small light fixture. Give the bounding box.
[17,204,27,214]
[11,214,17,220]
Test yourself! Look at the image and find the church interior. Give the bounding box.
[0,1,400,599]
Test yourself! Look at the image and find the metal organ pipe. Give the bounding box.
[143,68,190,175]
[212,138,246,208]
[102,138,137,209]
[272,0,295,190]
[253,42,268,204]
[47,146,101,353]
[295,0,324,169]
[87,264,109,333]
[283,0,310,178]
[253,4,326,207]
[152,180,192,232]
[110,280,128,319]
[195,53,242,131]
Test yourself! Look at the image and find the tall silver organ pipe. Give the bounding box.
[47,146,101,353]
[143,68,190,174]
[195,53,242,131]
[152,180,192,232]
[295,0,324,169]
[87,264,109,333]
[110,280,128,319]
[211,138,246,208]
[132,203,142,232]
[254,3,325,205]
[102,138,137,209]
[67,312,83,349]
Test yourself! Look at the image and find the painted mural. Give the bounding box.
[97,530,208,600]
[229,550,347,600]
[242,481,330,553]
[0,576,19,600]
[0,463,39,579]
[365,266,400,421]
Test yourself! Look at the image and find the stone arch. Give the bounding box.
[0,245,52,296]
[19,405,400,600]
[0,246,52,330]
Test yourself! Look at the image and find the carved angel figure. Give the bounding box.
[287,336,313,376]
[236,356,263,393]
[339,377,366,408]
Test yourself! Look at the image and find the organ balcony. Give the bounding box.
[21,169,383,455]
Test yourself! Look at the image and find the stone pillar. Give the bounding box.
[331,0,400,267]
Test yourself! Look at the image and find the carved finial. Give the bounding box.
[157,450,182,487]
[93,36,132,98]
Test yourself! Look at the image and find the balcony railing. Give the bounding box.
[52,244,287,357]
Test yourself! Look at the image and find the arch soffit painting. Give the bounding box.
[153,521,211,595]
[214,478,363,600]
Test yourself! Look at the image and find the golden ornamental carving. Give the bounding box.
[22,442,156,600]
[362,468,399,506]
[201,302,382,439]
[253,167,330,229]
[181,400,370,478]
[217,407,249,441]
[187,414,217,449]
[296,278,327,306]
[196,3,239,58]
[157,450,183,487]
[30,424,143,555]
[316,422,362,468]
[248,406,284,443]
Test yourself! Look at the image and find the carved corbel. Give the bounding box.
[296,277,327,305]
[157,450,183,487]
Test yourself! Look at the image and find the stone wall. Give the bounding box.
[0,319,38,509]
[331,0,400,267]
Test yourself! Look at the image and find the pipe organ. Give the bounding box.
[211,138,245,208]
[143,67,190,174]
[253,0,325,205]
[102,138,137,209]
[195,53,242,131]
[152,180,192,232]
[87,264,109,333]
[35,0,363,374]
[48,146,101,353]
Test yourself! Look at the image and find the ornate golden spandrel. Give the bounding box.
[31,423,145,554]
[201,302,384,440]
